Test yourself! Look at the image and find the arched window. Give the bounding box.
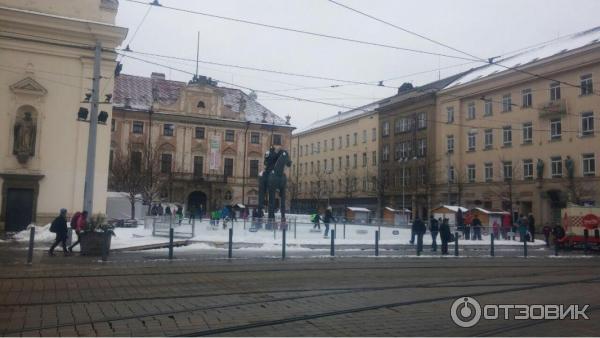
[197,101,205,109]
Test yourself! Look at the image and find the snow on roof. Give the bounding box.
[385,207,411,213]
[113,74,289,126]
[293,100,381,135]
[347,207,371,212]
[446,26,600,89]
[472,207,510,215]
[433,205,468,213]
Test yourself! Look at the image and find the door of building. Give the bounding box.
[5,188,34,232]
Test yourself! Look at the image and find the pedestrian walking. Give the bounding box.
[542,225,552,247]
[502,213,511,240]
[492,220,500,240]
[528,213,536,242]
[68,211,87,253]
[165,205,172,216]
[413,216,426,253]
[440,218,451,255]
[311,211,321,230]
[518,214,529,242]
[429,216,439,252]
[409,219,417,245]
[323,206,335,238]
[176,205,183,225]
[472,215,482,240]
[49,209,69,256]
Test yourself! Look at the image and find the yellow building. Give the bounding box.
[432,27,600,227]
[0,0,127,231]
[291,103,380,215]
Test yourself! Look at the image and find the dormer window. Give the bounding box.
[197,101,205,109]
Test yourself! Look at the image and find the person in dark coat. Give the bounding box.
[165,206,172,216]
[413,216,427,253]
[429,216,439,252]
[409,219,417,245]
[542,225,552,247]
[527,213,536,242]
[440,218,451,255]
[323,207,335,238]
[472,215,482,240]
[49,209,69,256]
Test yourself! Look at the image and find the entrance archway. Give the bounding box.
[187,191,207,216]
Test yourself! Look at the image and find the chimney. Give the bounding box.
[397,82,414,94]
[151,72,165,80]
[124,97,132,108]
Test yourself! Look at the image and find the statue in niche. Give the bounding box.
[536,159,544,179]
[565,156,575,179]
[13,111,36,164]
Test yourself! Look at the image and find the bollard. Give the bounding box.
[192,216,196,238]
[334,223,337,240]
[584,229,589,255]
[27,226,35,264]
[490,233,495,257]
[343,222,346,239]
[523,238,528,258]
[152,217,156,237]
[273,222,276,240]
[168,228,174,260]
[294,218,297,239]
[243,218,246,230]
[454,232,459,257]
[554,239,559,256]
[330,230,335,256]
[101,231,110,262]
[228,228,233,259]
[282,228,286,260]
[375,230,379,256]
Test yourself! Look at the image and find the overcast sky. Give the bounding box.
[116,0,600,129]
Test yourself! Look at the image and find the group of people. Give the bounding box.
[48,209,88,256]
[209,205,238,229]
[311,207,336,238]
[410,216,455,254]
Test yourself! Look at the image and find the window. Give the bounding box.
[310,162,314,174]
[551,156,562,178]
[363,130,367,143]
[583,153,596,176]
[467,102,476,120]
[250,132,260,144]
[582,112,594,136]
[402,167,411,187]
[132,121,144,134]
[224,158,234,177]
[273,134,282,145]
[502,126,512,146]
[331,138,335,150]
[447,135,454,153]
[522,89,532,108]
[163,123,174,136]
[417,112,426,129]
[353,154,357,168]
[484,129,493,149]
[418,166,427,185]
[446,106,454,123]
[225,130,235,142]
[417,139,426,157]
[193,156,204,177]
[382,144,390,161]
[131,151,142,173]
[467,164,476,183]
[394,143,402,160]
[195,127,205,139]
[338,136,342,149]
[331,158,334,172]
[503,161,513,181]
[550,82,561,101]
[550,118,562,139]
[111,118,116,132]
[353,132,358,145]
[317,160,320,173]
[394,119,402,134]
[311,143,314,155]
[448,166,455,183]
[346,134,350,147]
[502,94,512,112]
[160,153,172,174]
[372,128,377,141]
[581,74,594,96]
[345,155,350,167]
[484,163,493,182]
[249,159,259,177]
[523,159,533,180]
[382,122,390,136]
[467,133,476,151]
[324,140,328,152]
[484,99,493,116]
[338,157,342,171]
[362,153,367,167]
[372,151,377,166]
[317,142,320,153]
[522,122,533,144]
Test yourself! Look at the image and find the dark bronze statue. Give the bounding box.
[13,111,36,164]
[257,146,292,220]
[536,159,544,179]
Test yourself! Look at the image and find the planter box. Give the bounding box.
[80,232,112,256]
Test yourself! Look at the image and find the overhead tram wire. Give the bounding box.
[122,0,479,63]
[120,52,585,134]
[326,0,600,96]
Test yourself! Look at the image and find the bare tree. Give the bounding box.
[487,157,522,218]
[340,167,357,213]
[308,169,329,211]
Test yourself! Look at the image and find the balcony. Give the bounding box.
[538,99,567,119]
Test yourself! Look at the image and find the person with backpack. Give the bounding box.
[311,211,321,230]
[68,211,87,253]
[429,216,439,252]
[323,206,335,238]
[49,209,69,256]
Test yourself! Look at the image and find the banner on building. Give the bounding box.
[209,135,221,170]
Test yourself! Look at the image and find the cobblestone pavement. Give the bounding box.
[1,240,600,337]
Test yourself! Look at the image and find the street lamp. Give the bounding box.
[325,169,332,207]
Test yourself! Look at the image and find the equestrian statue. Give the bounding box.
[257,145,292,220]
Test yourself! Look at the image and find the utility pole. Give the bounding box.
[447,151,451,205]
[242,121,250,209]
[83,41,102,215]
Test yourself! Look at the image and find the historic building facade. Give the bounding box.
[0,0,126,232]
[291,104,380,215]
[432,28,600,226]
[111,73,294,214]
[377,76,464,219]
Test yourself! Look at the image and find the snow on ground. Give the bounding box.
[15,215,545,251]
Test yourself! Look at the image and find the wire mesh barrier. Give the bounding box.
[151,216,196,239]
